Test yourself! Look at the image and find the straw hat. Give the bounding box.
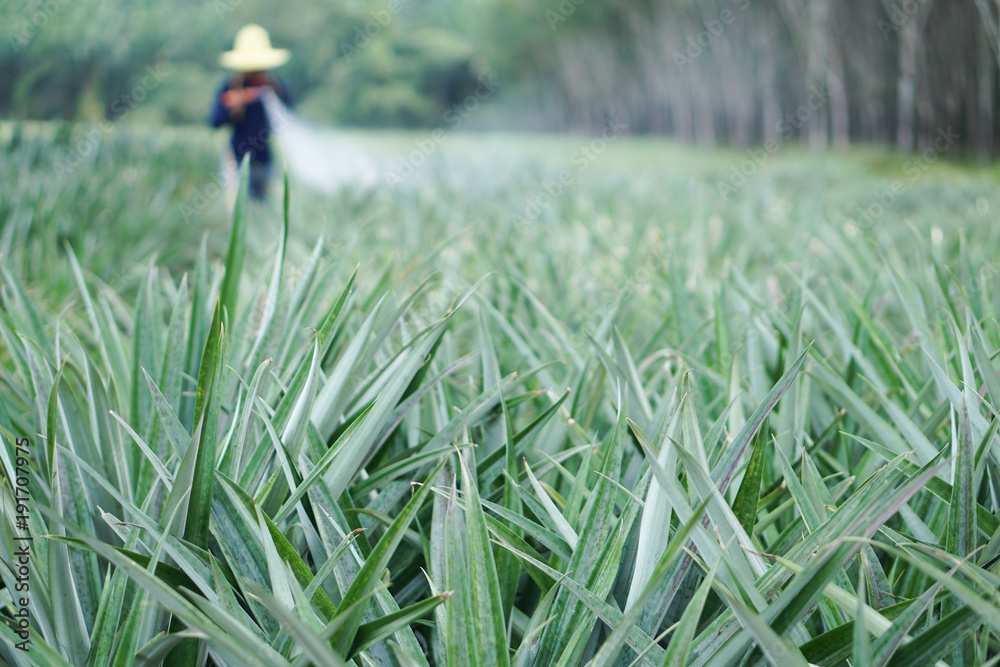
[219,24,290,71]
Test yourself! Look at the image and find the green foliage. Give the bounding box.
[1,0,484,128]
[3,125,1000,666]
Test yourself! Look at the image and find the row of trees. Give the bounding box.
[2,0,997,158]
[495,0,998,159]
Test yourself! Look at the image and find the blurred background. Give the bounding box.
[2,0,998,160]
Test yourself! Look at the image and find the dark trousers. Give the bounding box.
[249,160,272,200]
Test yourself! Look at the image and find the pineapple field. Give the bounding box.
[3,122,1000,666]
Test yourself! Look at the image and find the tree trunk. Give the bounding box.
[827,35,850,149]
[897,16,919,152]
[691,70,716,147]
[979,19,994,162]
[755,27,782,144]
[806,0,829,151]
[719,38,752,147]
[633,16,668,134]
[660,22,693,142]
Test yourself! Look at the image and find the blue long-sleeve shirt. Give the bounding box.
[210,74,292,167]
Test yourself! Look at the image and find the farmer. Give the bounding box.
[210,24,292,201]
